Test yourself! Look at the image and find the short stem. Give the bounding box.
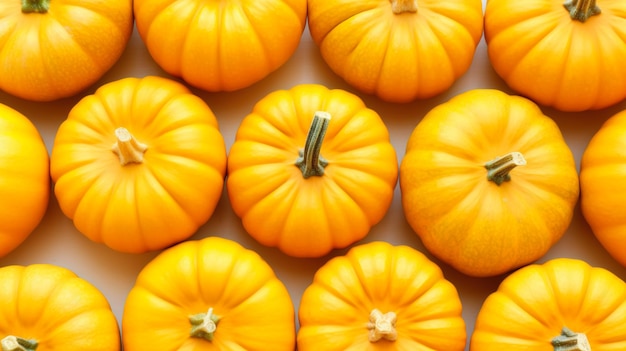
[552,327,591,351]
[111,127,148,166]
[367,309,398,342]
[1,336,38,351]
[295,111,331,179]
[485,152,526,186]
[21,0,49,13]
[564,0,601,22]
[189,307,221,341]
[390,0,418,13]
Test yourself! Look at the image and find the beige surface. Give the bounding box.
[1,18,626,351]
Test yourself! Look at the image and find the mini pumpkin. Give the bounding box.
[227,84,398,257]
[297,241,467,351]
[50,76,227,253]
[400,89,580,277]
[471,258,626,350]
[122,236,296,350]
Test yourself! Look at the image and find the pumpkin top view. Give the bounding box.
[307,0,484,103]
[484,0,626,111]
[0,0,133,101]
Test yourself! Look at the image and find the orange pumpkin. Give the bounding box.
[133,0,307,92]
[307,0,484,103]
[227,84,398,257]
[50,76,227,253]
[484,0,626,111]
[0,104,49,258]
[0,0,133,101]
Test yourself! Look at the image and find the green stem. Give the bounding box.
[551,327,591,351]
[564,0,601,22]
[485,152,526,186]
[189,307,221,342]
[390,0,418,13]
[1,336,38,351]
[111,127,148,166]
[295,112,331,179]
[21,0,49,13]
[367,309,398,342]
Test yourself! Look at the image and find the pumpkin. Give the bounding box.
[226,84,398,258]
[133,0,307,92]
[399,89,580,277]
[580,109,626,267]
[0,104,49,258]
[470,258,626,350]
[484,0,626,112]
[50,75,227,253]
[306,0,484,103]
[0,0,133,101]
[122,236,295,350]
[297,241,466,351]
[0,264,120,351]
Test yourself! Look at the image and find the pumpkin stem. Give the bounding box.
[390,0,418,13]
[295,111,331,179]
[21,0,49,13]
[367,309,398,342]
[1,336,38,351]
[563,0,601,22]
[189,307,221,342]
[551,327,591,351]
[485,152,526,186]
[112,127,148,166]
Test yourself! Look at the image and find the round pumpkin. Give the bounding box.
[50,75,227,253]
[471,258,626,350]
[484,0,626,111]
[133,0,307,92]
[580,109,626,267]
[226,84,398,258]
[400,89,580,277]
[0,0,133,101]
[307,0,484,103]
[297,241,466,351]
[0,264,120,351]
[0,104,49,258]
[122,236,295,351]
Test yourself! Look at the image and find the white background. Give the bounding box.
[2,5,626,350]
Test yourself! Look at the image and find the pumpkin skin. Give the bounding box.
[297,241,466,351]
[400,89,580,277]
[50,76,227,253]
[580,109,626,267]
[484,0,626,112]
[307,0,484,103]
[0,0,133,101]
[470,258,626,350]
[0,264,120,351]
[122,236,296,351]
[227,84,398,258]
[0,104,49,258]
[133,0,307,92]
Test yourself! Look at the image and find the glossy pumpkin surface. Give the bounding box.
[0,0,133,101]
[0,264,120,351]
[122,236,295,351]
[484,0,626,111]
[227,84,398,257]
[307,0,483,103]
[133,0,307,92]
[0,104,49,258]
[580,109,626,267]
[400,89,580,277]
[297,241,466,351]
[471,258,626,350]
[50,76,227,253]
